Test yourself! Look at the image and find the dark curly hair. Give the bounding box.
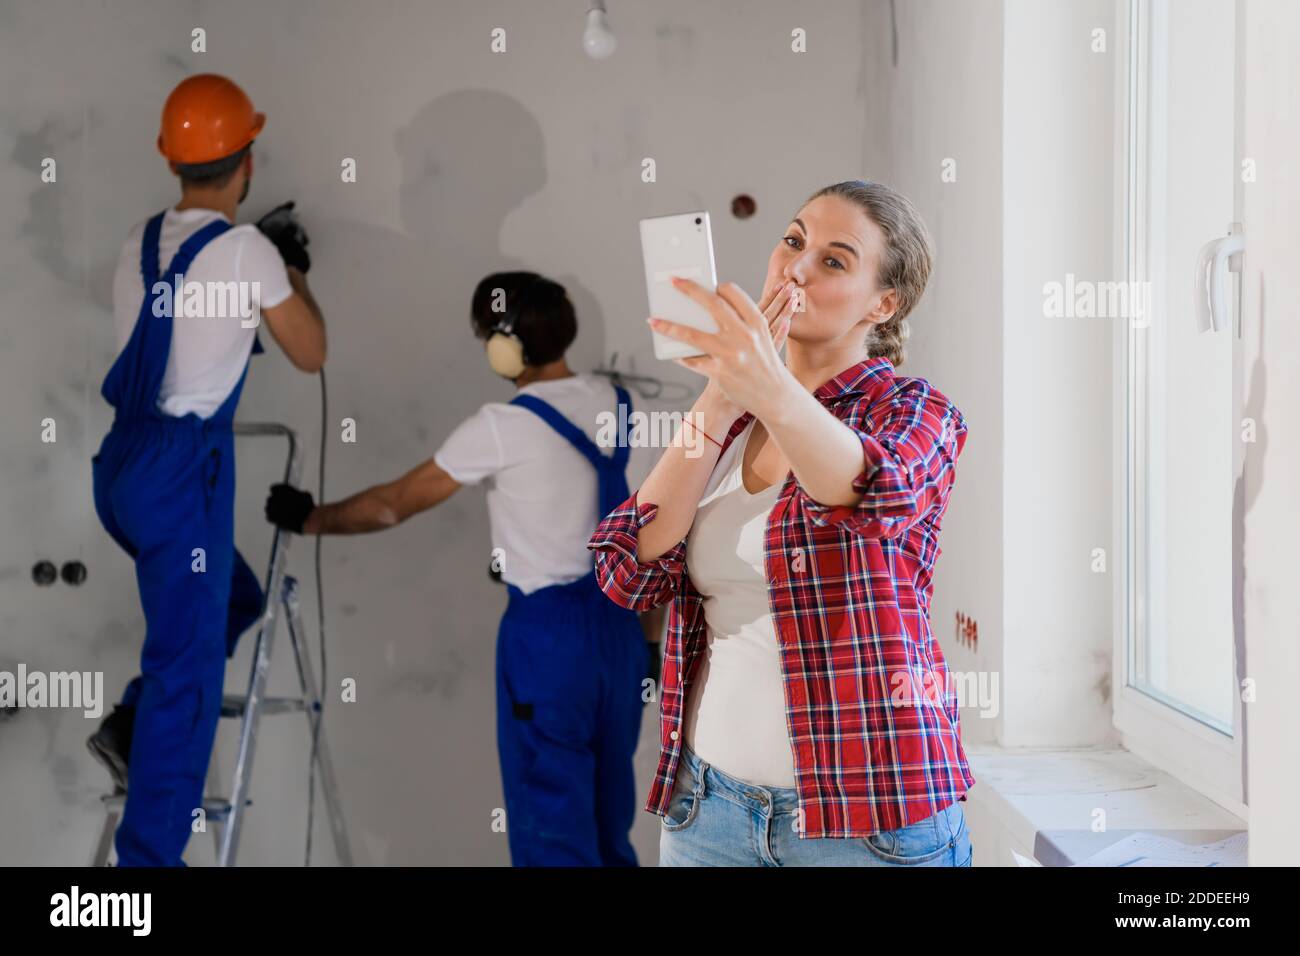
[469,271,577,366]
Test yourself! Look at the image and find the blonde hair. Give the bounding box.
[804,180,935,367]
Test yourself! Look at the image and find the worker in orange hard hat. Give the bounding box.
[156,72,266,166]
[87,72,328,866]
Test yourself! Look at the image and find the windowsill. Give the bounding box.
[965,745,1247,866]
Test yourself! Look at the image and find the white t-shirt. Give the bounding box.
[111,206,293,419]
[433,373,627,596]
[683,418,796,788]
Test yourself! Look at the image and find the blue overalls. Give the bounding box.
[495,385,646,866]
[92,210,265,866]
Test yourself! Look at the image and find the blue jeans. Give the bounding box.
[659,745,973,867]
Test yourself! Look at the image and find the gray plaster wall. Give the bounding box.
[0,0,893,864]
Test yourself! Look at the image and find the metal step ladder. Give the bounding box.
[92,422,352,866]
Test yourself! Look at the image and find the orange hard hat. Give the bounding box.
[157,74,265,165]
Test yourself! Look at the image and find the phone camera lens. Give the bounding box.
[694,217,702,225]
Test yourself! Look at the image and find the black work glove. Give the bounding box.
[647,640,663,688]
[256,200,311,273]
[265,483,316,533]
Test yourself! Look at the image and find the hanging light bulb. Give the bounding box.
[583,1,617,59]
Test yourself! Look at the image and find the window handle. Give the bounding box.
[1194,230,1245,333]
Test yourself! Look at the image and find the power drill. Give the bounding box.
[256,200,311,273]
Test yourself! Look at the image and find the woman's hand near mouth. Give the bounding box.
[649,276,798,422]
[650,275,870,511]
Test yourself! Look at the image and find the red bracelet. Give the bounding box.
[683,417,723,450]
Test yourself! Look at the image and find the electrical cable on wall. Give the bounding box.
[889,0,899,68]
[306,367,327,865]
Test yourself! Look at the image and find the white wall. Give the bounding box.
[0,0,890,864]
[1238,0,1300,867]
[880,0,1118,753]
[875,0,1006,746]
[1000,0,1117,748]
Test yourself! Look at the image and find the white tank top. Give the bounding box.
[683,419,796,788]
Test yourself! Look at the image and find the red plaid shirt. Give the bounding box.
[588,356,974,838]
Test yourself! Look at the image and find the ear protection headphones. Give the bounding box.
[483,279,538,380]
[485,313,527,379]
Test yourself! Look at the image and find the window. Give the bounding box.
[1116,0,1245,811]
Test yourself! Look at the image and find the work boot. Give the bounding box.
[86,704,134,792]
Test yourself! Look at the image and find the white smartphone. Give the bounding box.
[639,211,718,360]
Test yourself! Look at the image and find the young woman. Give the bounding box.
[589,180,975,866]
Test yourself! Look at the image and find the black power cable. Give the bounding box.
[305,367,327,865]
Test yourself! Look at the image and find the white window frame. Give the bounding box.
[1111,0,1246,817]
